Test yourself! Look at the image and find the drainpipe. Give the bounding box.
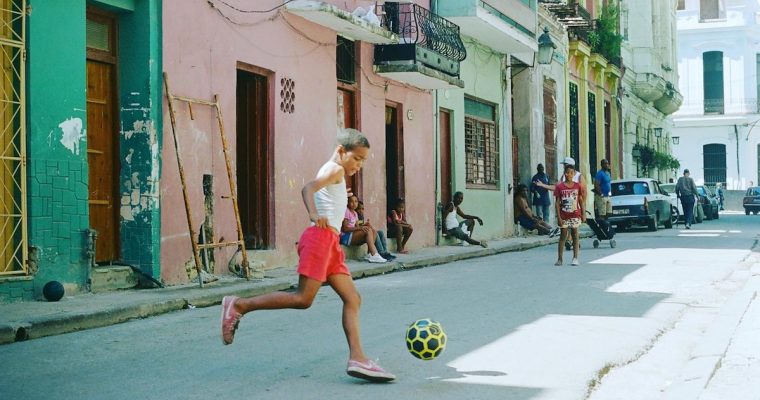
[734,124,740,182]
[434,89,441,246]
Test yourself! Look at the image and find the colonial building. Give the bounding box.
[620,0,682,181]
[672,0,759,189]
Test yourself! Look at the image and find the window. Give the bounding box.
[612,181,651,196]
[336,36,355,84]
[756,54,760,113]
[464,97,499,189]
[703,143,726,185]
[677,0,685,10]
[588,92,597,173]
[543,79,557,183]
[700,0,724,20]
[703,51,724,114]
[569,82,580,168]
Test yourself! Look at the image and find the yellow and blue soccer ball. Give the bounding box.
[405,318,447,360]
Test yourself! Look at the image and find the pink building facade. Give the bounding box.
[161,0,443,283]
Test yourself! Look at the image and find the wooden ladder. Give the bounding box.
[163,72,252,287]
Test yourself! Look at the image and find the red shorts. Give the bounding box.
[296,226,350,282]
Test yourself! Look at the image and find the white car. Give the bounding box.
[609,178,673,231]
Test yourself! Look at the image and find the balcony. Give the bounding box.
[631,72,667,103]
[284,0,398,44]
[540,0,594,29]
[374,2,467,89]
[436,0,537,60]
[653,85,683,115]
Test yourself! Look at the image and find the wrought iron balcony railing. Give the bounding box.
[540,0,593,28]
[380,2,467,63]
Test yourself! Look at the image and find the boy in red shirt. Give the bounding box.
[554,164,586,266]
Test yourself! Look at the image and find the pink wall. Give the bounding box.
[161,0,434,284]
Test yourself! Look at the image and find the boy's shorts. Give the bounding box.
[339,231,352,246]
[297,226,350,282]
[560,217,581,229]
[517,215,536,230]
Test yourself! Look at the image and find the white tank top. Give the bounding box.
[445,205,460,230]
[313,161,347,232]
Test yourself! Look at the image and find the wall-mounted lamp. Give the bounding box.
[672,136,680,145]
[653,127,663,138]
[536,27,556,65]
[632,147,641,159]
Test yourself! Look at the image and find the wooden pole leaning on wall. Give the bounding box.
[163,72,253,287]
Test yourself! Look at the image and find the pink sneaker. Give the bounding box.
[346,359,396,382]
[220,296,241,345]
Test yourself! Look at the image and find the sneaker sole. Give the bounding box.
[220,296,238,345]
[346,368,395,383]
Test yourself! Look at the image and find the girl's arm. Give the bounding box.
[302,163,344,229]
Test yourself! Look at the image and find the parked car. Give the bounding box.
[660,183,704,224]
[744,186,760,215]
[609,178,673,231]
[696,185,720,220]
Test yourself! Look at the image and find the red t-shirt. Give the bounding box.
[554,181,584,220]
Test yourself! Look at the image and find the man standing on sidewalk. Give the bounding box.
[593,159,612,220]
[676,169,698,229]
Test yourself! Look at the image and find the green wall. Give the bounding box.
[437,41,509,239]
[16,0,161,301]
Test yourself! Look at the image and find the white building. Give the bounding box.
[620,0,682,181]
[673,0,760,189]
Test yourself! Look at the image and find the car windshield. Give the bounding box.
[749,187,760,196]
[697,187,707,196]
[612,181,651,196]
[660,184,675,194]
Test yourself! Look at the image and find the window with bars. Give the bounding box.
[703,143,726,185]
[543,79,557,183]
[700,0,724,20]
[464,97,499,189]
[336,36,356,84]
[703,51,724,114]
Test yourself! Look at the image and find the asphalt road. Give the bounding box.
[1,213,758,400]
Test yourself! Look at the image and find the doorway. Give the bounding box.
[385,104,405,212]
[338,88,362,198]
[86,9,119,263]
[236,67,272,250]
[439,108,452,204]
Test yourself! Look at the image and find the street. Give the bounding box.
[1,213,758,400]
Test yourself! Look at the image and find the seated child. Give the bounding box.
[514,184,559,237]
[356,200,395,261]
[387,198,413,254]
[341,195,387,263]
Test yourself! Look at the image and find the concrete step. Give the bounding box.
[90,266,138,293]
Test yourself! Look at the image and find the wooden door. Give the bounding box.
[86,10,119,262]
[385,104,404,211]
[236,68,271,250]
[439,109,452,204]
[338,88,362,198]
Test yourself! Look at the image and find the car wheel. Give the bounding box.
[648,215,658,231]
[713,208,720,219]
[696,205,704,223]
[755,211,759,215]
[665,208,674,229]
[704,205,712,220]
[747,209,751,215]
[593,239,599,248]
[610,239,616,248]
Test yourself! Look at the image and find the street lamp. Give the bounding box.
[672,136,680,145]
[537,27,556,65]
[653,127,662,138]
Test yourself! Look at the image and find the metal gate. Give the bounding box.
[0,0,27,276]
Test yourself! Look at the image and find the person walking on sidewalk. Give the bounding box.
[555,164,586,266]
[675,169,698,229]
[219,128,395,383]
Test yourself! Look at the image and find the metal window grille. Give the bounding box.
[703,143,726,185]
[569,82,580,167]
[336,36,355,84]
[465,116,499,188]
[588,92,597,172]
[0,0,27,276]
[543,80,557,183]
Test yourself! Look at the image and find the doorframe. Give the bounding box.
[385,101,405,206]
[236,61,276,248]
[439,107,453,205]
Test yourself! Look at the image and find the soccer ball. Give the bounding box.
[405,318,447,360]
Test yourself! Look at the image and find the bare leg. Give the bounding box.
[327,273,367,363]
[556,228,568,265]
[350,229,379,255]
[401,225,413,250]
[234,275,322,315]
[390,223,404,252]
[465,219,476,237]
[572,228,580,258]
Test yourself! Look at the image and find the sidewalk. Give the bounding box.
[0,232,582,345]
